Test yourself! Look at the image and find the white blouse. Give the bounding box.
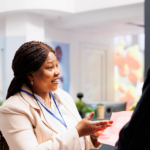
[34,93,85,150]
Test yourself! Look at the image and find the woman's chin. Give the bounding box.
[50,86,58,92]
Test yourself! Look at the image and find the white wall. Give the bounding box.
[0,0,144,15]
[0,0,75,14]
[0,19,5,100]
[0,19,5,36]
[0,36,4,101]
[75,0,144,12]
[5,14,26,37]
[45,24,114,101]
[26,14,45,42]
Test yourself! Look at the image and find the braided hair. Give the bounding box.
[0,41,55,150]
[6,41,55,99]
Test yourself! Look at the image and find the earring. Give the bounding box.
[31,80,33,85]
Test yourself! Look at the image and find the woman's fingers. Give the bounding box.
[94,120,113,126]
[95,124,112,131]
[92,130,104,137]
[86,112,95,120]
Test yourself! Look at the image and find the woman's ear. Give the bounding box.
[27,73,34,85]
[27,73,33,81]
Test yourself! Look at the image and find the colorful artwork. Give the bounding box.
[114,35,144,110]
[46,41,70,93]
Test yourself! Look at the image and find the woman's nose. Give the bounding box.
[55,67,60,75]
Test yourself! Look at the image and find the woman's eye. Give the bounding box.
[49,66,53,69]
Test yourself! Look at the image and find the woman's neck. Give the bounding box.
[34,91,51,109]
[27,82,51,108]
[27,82,50,102]
[35,92,50,101]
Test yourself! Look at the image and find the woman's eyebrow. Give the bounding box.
[47,61,52,64]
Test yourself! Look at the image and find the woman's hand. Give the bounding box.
[75,112,113,137]
[91,130,104,139]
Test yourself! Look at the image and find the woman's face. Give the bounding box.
[31,52,60,92]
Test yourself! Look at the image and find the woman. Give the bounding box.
[0,41,113,150]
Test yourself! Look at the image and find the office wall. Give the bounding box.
[1,36,26,98]
[0,0,144,14]
[0,36,4,101]
[0,20,5,36]
[45,24,114,101]
[75,0,144,12]
[0,0,75,14]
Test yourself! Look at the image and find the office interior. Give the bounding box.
[0,0,146,149]
[0,1,145,108]
[0,1,145,112]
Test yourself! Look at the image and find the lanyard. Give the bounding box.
[20,89,67,128]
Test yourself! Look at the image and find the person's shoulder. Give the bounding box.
[55,88,73,100]
[55,88,78,109]
[0,93,29,114]
[55,88,81,120]
[55,88,69,95]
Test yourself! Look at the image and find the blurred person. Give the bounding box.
[0,41,113,150]
[55,46,63,89]
[115,67,150,150]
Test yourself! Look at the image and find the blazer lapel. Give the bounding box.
[20,84,40,110]
[53,92,80,123]
[20,84,57,133]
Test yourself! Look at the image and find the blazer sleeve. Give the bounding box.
[0,110,81,150]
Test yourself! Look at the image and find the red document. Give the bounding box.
[98,111,133,146]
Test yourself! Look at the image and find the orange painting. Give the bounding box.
[114,36,144,110]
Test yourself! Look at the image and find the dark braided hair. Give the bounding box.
[0,41,55,150]
[6,41,55,99]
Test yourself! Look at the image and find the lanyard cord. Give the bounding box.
[49,92,67,128]
[20,89,67,128]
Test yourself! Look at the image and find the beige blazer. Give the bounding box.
[0,84,99,150]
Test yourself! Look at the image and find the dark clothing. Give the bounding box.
[115,69,150,150]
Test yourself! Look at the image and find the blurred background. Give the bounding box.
[0,0,144,104]
[0,0,146,149]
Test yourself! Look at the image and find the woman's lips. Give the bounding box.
[51,79,58,84]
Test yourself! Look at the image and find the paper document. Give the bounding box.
[98,111,133,146]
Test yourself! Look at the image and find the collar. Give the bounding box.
[19,84,57,133]
[20,84,40,110]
